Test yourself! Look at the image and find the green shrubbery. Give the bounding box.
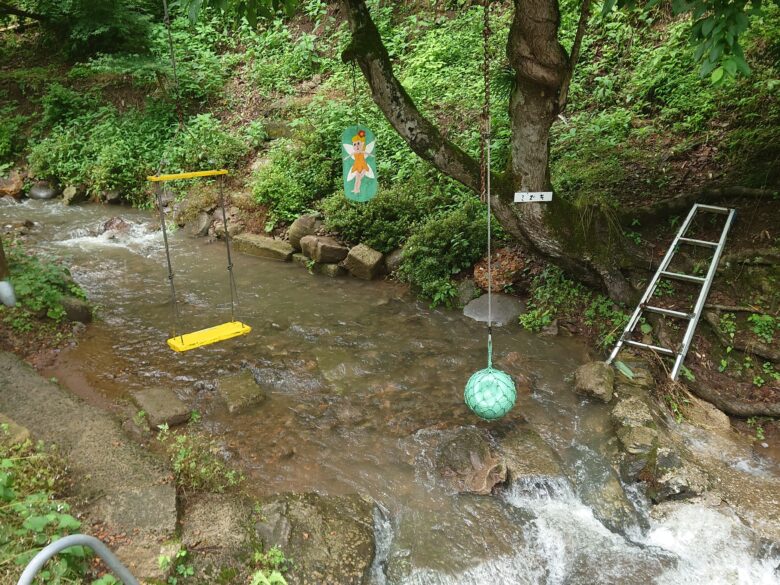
[1,240,86,332]
[0,105,29,167]
[252,135,337,228]
[397,198,487,306]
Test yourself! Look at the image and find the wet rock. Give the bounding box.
[0,413,30,445]
[254,492,375,585]
[28,181,57,200]
[288,215,321,251]
[218,369,266,414]
[498,424,563,482]
[1,196,18,205]
[292,252,309,268]
[682,395,731,432]
[647,447,708,502]
[540,319,559,336]
[384,248,403,275]
[62,185,88,205]
[617,425,659,455]
[187,211,212,237]
[574,361,615,402]
[434,426,507,495]
[345,244,384,280]
[457,278,479,307]
[99,216,131,235]
[614,360,654,389]
[60,296,92,324]
[463,293,524,326]
[300,235,349,264]
[318,263,346,278]
[194,380,216,392]
[233,233,294,261]
[611,395,654,428]
[131,387,190,429]
[0,170,25,198]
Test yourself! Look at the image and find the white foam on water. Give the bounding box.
[59,220,162,256]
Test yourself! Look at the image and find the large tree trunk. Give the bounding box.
[338,0,636,303]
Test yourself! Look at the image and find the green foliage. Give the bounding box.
[397,198,487,306]
[157,424,244,494]
[0,106,29,164]
[159,548,195,585]
[746,416,766,441]
[23,0,155,58]
[747,313,777,344]
[252,136,336,227]
[167,113,249,171]
[184,0,299,27]
[2,240,85,331]
[251,545,291,585]
[520,266,629,347]
[321,169,455,254]
[0,430,89,584]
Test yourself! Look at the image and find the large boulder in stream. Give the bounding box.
[573,361,615,402]
[254,492,376,585]
[497,424,563,483]
[60,296,92,324]
[233,233,294,261]
[434,426,507,495]
[345,244,384,280]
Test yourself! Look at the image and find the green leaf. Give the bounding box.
[702,17,715,37]
[23,515,53,532]
[640,323,653,335]
[57,514,81,531]
[614,360,635,379]
[723,58,737,77]
[711,66,725,83]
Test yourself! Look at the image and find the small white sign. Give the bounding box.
[514,191,553,203]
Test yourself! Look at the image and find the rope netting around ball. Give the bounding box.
[464,367,516,421]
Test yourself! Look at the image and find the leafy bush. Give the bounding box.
[2,241,85,331]
[167,113,248,171]
[40,83,100,127]
[252,135,337,227]
[0,429,89,584]
[321,168,458,254]
[398,198,487,306]
[748,314,777,345]
[0,106,28,164]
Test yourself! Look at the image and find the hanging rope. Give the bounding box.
[481,0,493,368]
[218,175,239,321]
[155,181,181,337]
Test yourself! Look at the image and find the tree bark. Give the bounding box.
[338,0,636,303]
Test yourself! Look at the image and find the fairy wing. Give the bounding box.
[365,140,376,155]
[343,143,355,157]
[365,165,375,179]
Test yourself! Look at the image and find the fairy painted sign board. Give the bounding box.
[342,125,377,202]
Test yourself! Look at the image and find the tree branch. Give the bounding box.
[338,0,487,194]
[558,0,592,111]
[0,2,48,22]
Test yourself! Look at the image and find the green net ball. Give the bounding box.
[464,367,516,420]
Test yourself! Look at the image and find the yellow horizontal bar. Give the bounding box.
[167,321,251,352]
[147,169,229,182]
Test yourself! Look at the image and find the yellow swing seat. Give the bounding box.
[167,321,252,352]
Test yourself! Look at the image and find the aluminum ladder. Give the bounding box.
[606,203,736,380]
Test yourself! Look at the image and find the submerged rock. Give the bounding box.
[574,361,615,402]
[434,426,507,495]
[463,293,524,326]
[218,369,266,414]
[60,296,92,324]
[99,216,131,235]
[254,492,375,585]
[62,185,88,205]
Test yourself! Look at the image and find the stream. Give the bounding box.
[3,199,779,584]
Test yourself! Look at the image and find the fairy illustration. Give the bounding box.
[343,129,376,195]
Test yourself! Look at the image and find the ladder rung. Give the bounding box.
[643,305,693,319]
[625,340,676,356]
[678,237,718,248]
[694,204,730,214]
[659,271,706,284]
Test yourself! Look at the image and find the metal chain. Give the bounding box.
[219,175,239,322]
[155,182,180,337]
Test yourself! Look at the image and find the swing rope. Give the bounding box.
[481,0,493,369]
[155,181,181,338]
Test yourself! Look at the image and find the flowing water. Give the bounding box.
[3,199,779,584]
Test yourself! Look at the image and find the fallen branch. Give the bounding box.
[704,304,767,314]
[623,186,778,224]
[703,311,780,363]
